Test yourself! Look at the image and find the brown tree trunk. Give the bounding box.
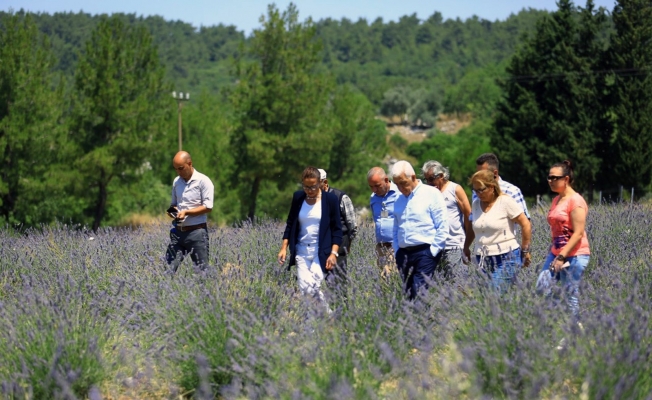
[92,171,108,232]
[247,176,261,222]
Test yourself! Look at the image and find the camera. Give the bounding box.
[166,206,178,219]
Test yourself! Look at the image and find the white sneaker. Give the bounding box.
[556,337,567,351]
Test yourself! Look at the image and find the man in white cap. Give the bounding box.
[318,168,358,287]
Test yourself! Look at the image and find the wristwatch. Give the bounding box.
[331,251,339,258]
[555,254,566,262]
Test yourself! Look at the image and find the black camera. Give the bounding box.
[166,206,178,219]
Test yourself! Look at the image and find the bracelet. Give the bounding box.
[331,251,339,258]
[521,248,530,254]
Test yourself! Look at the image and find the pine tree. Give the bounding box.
[603,0,652,196]
[491,0,607,197]
[229,4,334,220]
[70,15,170,230]
[0,13,66,225]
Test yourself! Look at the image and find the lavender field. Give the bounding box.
[1,203,651,399]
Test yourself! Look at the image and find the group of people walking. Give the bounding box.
[164,150,591,321]
[274,153,591,320]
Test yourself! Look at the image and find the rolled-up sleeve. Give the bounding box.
[201,178,214,209]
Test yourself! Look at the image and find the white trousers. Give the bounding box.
[295,243,329,310]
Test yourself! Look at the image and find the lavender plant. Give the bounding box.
[0,204,649,398]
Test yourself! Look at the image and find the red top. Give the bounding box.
[547,193,590,256]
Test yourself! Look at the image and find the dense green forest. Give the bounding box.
[1,0,650,229]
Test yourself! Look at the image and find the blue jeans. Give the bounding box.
[539,252,590,318]
[476,248,521,293]
[396,244,444,300]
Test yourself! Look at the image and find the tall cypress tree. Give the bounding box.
[491,0,606,197]
[603,0,652,196]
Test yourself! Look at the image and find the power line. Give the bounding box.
[507,66,652,82]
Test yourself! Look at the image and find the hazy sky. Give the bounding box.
[4,0,617,34]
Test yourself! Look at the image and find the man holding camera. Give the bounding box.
[166,151,214,272]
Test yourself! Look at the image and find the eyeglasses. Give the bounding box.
[425,174,441,184]
[547,175,566,181]
[473,186,489,194]
[302,184,320,191]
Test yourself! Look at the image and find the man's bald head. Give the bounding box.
[173,151,192,164]
[173,151,194,181]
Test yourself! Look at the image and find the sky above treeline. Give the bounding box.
[4,0,617,34]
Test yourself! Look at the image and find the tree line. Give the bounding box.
[1,0,650,230]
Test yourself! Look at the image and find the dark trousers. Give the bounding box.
[166,227,209,272]
[396,244,444,300]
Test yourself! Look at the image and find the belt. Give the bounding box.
[400,243,430,253]
[177,223,207,232]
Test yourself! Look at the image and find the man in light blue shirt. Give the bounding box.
[391,161,450,299]
[166,151,214,273]
[367,167,400,277]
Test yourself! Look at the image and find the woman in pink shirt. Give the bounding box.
[539,160,590,319]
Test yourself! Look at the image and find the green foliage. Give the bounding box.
[69,15,171,230]
[601,0,652,195]
[229,4,335,220]
[407,120,492,191]
[443,66,504,118]
[490,0,608,197]
[0,12,67,225]
[322,85,389,207]
[380,86,439,126]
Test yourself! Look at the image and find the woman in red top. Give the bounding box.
[538,160,590,319]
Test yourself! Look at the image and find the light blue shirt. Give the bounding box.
[171,169,214,226]
[370,182,400,243]
[392,181,449,257]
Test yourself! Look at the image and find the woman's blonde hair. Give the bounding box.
[469,169,503,197]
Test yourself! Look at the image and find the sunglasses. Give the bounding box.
[425,174,441,183]
[302,184,320,191]
[547,175,566,181]
[473,186,489,194]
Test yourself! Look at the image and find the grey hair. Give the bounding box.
[422,160,450,180]
[389,160,415,179]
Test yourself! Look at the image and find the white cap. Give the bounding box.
[318,169,327,180]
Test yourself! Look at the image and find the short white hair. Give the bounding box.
[389,160,415,180]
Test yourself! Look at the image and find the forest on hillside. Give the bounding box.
[1,0,651,229]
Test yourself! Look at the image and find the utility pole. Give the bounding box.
[172,91,190,151]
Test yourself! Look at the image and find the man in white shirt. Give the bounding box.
[166,151,214,272]
[391,161,449,299]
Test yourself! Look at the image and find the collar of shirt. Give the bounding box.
[372,182,398,200]
[182,169,198,184]
[407,180,424,197]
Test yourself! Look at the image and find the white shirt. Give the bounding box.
[392,182,449,257]
[171,169,214,226]
[471,195,522,256]
[298,199,321,245]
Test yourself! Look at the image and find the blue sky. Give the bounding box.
[4,0,617,34]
